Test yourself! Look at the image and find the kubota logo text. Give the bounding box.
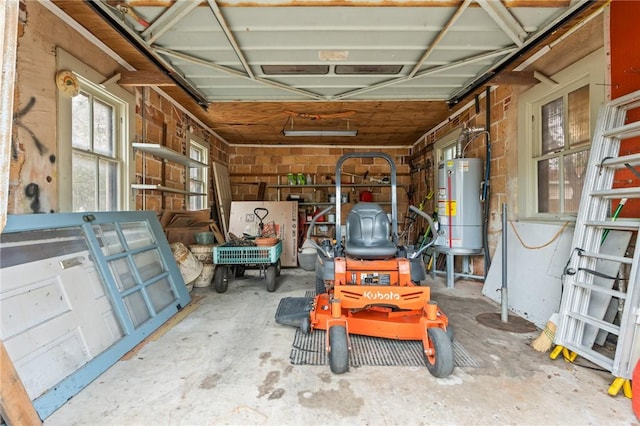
[363,291,400,300]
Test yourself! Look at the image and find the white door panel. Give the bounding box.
[0,250,121,400]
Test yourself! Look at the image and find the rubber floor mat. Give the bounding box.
[289,328,481,368]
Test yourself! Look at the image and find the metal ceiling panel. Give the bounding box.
[91,0,591,103]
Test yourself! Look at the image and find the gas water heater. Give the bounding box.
[435,158,483,253]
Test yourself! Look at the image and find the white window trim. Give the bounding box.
[517,48,606,222]
[433,127,464,192]
[56,48,135,212]
[187,132,209,211]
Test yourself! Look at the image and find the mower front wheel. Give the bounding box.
[424,327,454,378]
[213,266,229,293]
[328,325,349,374]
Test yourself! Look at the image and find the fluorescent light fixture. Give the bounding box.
[283,129,358,137]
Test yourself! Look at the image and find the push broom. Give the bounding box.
[531,198,627,352]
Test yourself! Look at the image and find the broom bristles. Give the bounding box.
[531,313,559,353]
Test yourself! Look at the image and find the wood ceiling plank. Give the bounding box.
[119,70,175,86]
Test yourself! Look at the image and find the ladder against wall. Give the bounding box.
[552,89,640,396]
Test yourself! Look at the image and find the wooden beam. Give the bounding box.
[0,340,42,426]
[118,70,175,86]
[490,71,539,86]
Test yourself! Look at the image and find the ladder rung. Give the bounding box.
[591,187,640,199]
[562,341,614,372]
[601,121,640,139]
[570,280,628,300]
[600,153,640,169]
[567,311,621,336]
[584,220,640,231]
[579,251,633,265]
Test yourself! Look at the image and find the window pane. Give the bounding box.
[190,195,204,211]
[93,99,114,157]
[72,152,96,212]
[189,147,203,162]
[537,158,559,214]
[567,85,590,148]
[72,93,90,150]
[564,150,589,213]
[99,159,118,211]
[191,181,204,194]
[541,97,564,155]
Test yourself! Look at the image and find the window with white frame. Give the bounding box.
[535,84,590,214]
[71,86,125,212]
[517,48,605,220]
[188,135,209,211]
[57,48,134,212]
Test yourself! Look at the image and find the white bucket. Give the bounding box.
[193,263,214,287]
[170,242,203,285]
[189,244,214,264]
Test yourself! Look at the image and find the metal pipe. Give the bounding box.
[501,203,508,322]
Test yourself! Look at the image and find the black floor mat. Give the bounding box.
[289,328,480,368]
[279,291,481,368]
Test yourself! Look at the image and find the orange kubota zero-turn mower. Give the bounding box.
[275,152,454,377]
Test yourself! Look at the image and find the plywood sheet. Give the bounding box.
[483,222,574,328]
[212,162,232,238]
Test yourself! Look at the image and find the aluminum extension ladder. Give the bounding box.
[552,89,640,397]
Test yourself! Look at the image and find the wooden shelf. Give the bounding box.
[131,184,206,196]
[132,143,207,168]
[268,183,389,189]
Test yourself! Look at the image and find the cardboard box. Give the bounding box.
[160,209,221,247]
[228,201,298,267]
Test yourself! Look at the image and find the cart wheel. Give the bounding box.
[275,259,281,277]
[234,266,245,278]
[328,325,349,374]
[265,265,277,292]
[423,328,454,378]
[213,266,229,293]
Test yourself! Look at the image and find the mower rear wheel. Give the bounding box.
[265,265,277,292]
[424,328,454,378]
[328,325,349,374]
[213,266,229,293]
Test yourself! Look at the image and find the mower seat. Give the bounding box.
[345,202,397,259]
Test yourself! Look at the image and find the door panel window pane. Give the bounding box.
[123,292,150,328]
[72,152,96,212]
[109,258,136,292]
[147,278,174,314]
[541,97,564,155]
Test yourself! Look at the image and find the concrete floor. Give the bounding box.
[46,268,638,425]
